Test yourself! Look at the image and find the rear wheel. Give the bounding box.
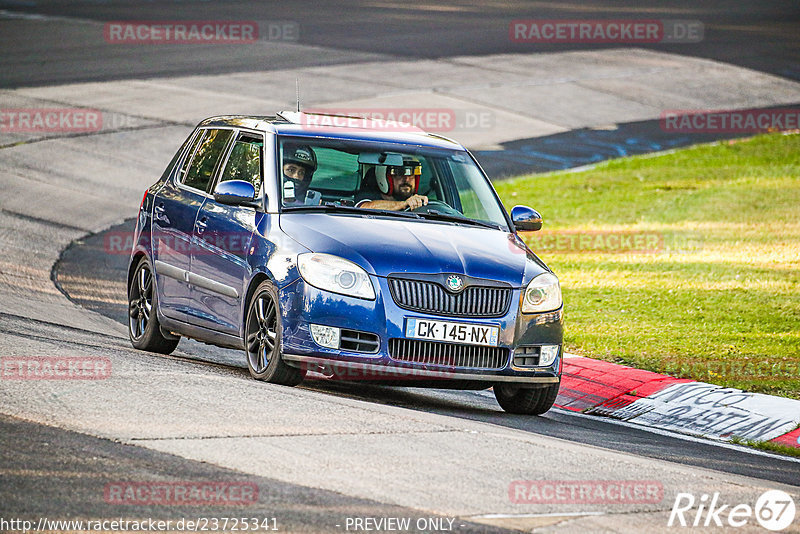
[245,281,305,386]
[493,381,560,415]
[128,257,179,354]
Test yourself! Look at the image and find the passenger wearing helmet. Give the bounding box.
[282,144,317,203]
[356,157,428,211]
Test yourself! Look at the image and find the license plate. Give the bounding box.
[405,318,499,347]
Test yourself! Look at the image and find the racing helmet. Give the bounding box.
[283,144,317,179]
[282,144,317,201]
[376,156,422,196]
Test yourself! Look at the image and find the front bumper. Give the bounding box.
[279,275,563,385]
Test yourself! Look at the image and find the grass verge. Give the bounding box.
[729,436,800,458]
[495,132,800,399]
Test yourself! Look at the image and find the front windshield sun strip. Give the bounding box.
[281,204,501,229]
[281,204,421,219]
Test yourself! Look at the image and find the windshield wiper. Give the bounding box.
[281,204,421,219]
[414,211,504,230]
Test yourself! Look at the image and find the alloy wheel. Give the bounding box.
[246,292,277,374]
[129,262,153,340]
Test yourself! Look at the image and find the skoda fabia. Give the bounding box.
[127,112,563,414]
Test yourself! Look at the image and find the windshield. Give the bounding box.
[278,136,509,229]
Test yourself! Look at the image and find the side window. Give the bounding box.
[218,133,263,193]
[449,160,506,223]
[178,129,206,181]
[306,147,358,192]
[183,129,234,192]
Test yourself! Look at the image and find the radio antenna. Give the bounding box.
[295,78,300,112]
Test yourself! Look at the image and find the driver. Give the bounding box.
[356,157,428,211]
[282,144,317,203]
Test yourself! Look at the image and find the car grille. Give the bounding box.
[389,338,508,369]
[388,278,511,318]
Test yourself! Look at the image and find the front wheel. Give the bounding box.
[244,281,305,386]
[493,381,560,415]
[128,257,179,354]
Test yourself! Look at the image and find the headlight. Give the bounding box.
[297,253,375,300]
[522,273,561,313]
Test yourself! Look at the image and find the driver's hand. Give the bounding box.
[404,195,428,210]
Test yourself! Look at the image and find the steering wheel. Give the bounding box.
[409,200,462,216]
[401,199,441,212]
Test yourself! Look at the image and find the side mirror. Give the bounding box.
[214,180,259,208]
[511,205,542,232]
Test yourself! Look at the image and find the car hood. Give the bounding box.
[280,213,545,287]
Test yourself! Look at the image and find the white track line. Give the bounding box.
[552,408,800,464]
[558,353,800,462]
[470,511,606,519]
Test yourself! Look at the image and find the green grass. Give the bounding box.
[729,435,800,458]
[495,132,800,398]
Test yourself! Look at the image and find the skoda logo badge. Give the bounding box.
[445,275,464,293]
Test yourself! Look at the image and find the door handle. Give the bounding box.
[154,204,169,225]
[195,217,208,233]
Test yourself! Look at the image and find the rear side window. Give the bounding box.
[179,129,204,176]
[307,147,359,192]
[219,133,263,193]
[183,129,234,192]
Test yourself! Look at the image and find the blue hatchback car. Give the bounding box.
[127,112,563,414]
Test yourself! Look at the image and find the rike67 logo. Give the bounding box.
[669,490,796,531]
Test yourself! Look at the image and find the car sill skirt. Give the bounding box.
[282,354,559,383]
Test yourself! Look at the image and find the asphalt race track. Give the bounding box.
[54,216,800,491]
[2,1,800,532]
[1,0,799,87]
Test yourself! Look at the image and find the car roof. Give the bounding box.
[197,112,465,150]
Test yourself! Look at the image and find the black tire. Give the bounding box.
[128,257,180,354]
[493,381,560,415]
[244,281,305,386]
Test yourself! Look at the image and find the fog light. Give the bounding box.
[539,345,560,367]
[310,324,340,349]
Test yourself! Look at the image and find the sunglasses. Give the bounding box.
[386,165,421,177]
